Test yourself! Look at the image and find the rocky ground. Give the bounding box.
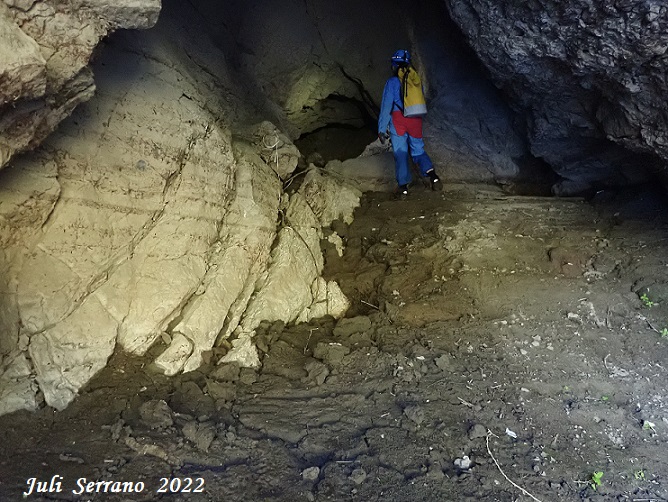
[1,181,668,502]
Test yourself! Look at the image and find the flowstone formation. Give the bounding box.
[445,0,668,192]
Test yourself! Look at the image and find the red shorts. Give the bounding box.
[391,111,423,138]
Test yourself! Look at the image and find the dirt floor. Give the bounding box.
[2,181,668,502]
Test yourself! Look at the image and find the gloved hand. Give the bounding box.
[378,132,389,145]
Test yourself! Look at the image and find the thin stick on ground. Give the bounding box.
[486,431,545,502]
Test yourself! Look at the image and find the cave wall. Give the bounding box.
[1,0,531,182]
[0,0,161,170]
[209,0,529,182]
[0,2,359,414]
[5,0,668,414]
[445,0,668,190]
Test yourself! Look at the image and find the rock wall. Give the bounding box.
[445,0,668,189]
[0,0,161,170]
[7,0,668,415]
[1,0,532,185]
[0,9,359,414]
[160,0,529,183]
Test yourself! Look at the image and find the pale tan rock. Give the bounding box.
[172,143,283,375]
[0,0,160,171]
[0,3,46,105]
[326,154,397,193]
[0,5,362,411]
[220,332,261,369]
[73,0,161,29]
[153,334,193,377]
[29,294,117,410]
[300,168,361,226]
[0,353,38,415]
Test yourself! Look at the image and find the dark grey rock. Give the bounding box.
[302,360,330,386]
[170,381,215,418]
[468,423,488,440]
[139,399,173,429]
[313,342,351,366]
[446,0,668,186]
[403,405,425,426]
[182,420,216,452]
[333,316,372,338]
[210,362,241,383]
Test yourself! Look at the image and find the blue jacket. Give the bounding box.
[378,76,402,135]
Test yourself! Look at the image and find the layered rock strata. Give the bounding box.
[0,19,358,414]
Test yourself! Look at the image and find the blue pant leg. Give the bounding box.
[391,132,412,186]
[408,135,434,177]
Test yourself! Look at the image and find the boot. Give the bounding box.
[428,170,442,191]
[396,184,409,199]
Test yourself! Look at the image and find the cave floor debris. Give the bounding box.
[2,183,668,502]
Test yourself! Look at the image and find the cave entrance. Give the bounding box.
[294,93,378,165]
[295,123,377,165]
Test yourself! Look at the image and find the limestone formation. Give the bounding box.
[221,169,359,368]
[445,0,668,188]
[0,16,356,413]
[0,0,161,170]
[3,0,668,417]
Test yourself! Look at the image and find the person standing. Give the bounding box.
[378,49,441,196]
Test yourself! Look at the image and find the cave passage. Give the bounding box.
[2,1,668,501]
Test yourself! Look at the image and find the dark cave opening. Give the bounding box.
[295,123,377,165]
[92,0,668,197]
[294,93,378,164]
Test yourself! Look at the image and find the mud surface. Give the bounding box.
[2,183,668,502]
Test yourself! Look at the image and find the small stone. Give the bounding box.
[182,421,216,452]
[239,368,258,385]
[469,424,487,440]
[139,400,173,429]
[302,360,329,386]
[302,466,320,481]
[403,405,425,426]
[435,354,450,370]
[454,455,473,470]
[59,453,84,464]
[210,362,241,382]
[205,380,236,402]
[313,342,351,366]
[350,468,367,485]
[333,316,372,337]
